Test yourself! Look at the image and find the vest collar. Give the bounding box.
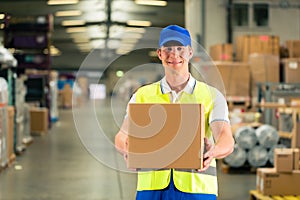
[160,74,196,95]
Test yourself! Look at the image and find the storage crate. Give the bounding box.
[250,190,300,200]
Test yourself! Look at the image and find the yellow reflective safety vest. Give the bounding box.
[135,80,218,195]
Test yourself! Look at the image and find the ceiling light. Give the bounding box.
[127,20,152,27]
[66,27,87,33]
[116,49,130,55]
[120,38,139,44]
[62,20,85,26]
[47,0,79,5]
[0,14,5,20]
[135,0,167,6]
[73,37,90,43]
[125,27,146,34]
[55,10,82,17]
[91,39,105,49]
[0,23,4,29]
[107,39,120,49]
[123,32,143,39]
[116,70,124,77]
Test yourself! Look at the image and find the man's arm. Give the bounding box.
[200,121,234,171]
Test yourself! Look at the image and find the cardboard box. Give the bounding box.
[215,61,250,97]
[274,148,293,172]
[209,43,233,61]
[235,35,280,62]
[6,106,15,162]
[30,107,48,135]
[282,58,300,83]
[248,54,280,97]
[257,168,300,195]
[127,103,204,169]
[286,40,300,58]
[294,149,300,170]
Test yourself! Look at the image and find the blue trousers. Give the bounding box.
[135,177,217,200]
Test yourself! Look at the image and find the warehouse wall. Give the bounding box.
[186,0,300,51]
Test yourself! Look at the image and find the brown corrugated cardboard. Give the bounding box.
[127,103,204,169]
[235,35,280,62]
[294,149,300,170]
[30,107,48,135]
[282,58,300,83]
[258,168,300,195]
[286,40,300,58]
[215,61,250,97]
[248,54,280,97]
[274,148,293,173]
[6,106,15,163]
[209,43,233,61]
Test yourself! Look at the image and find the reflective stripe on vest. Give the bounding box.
[135,80,218,195]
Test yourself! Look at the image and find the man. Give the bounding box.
[115,25,234,200]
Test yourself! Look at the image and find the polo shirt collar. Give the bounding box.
[160,74,196,94]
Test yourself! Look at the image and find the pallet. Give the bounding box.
[250,190,300,200]
[220,161,257,174]
[227,96,251,111]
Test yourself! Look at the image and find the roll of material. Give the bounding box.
[234,126,257,150]
[247,145,269,167]
[255,124,279,148]
[224,144,247,168]
[268,144,287,165]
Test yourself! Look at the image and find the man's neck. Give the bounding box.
[165,72,190,93]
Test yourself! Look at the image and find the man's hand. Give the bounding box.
[198,137,215,172]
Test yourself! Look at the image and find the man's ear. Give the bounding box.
[156,49,162,60]
[188,46,193,59]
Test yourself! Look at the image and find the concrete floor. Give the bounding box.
[0,99,257,200]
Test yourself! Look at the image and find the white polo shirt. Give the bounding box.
[127,75,230,124]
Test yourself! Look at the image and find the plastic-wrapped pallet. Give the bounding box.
[0,78,8,168]
[224,144,247,167]
[234,126,257,150]
[255,124,279,149]
[247,145,269,167]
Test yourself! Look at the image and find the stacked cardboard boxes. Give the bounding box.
[256,148,300,195]
[209,44,233,61]
[248,54,280,97]
[215,61,250,97]
[286,40,300,58]
[235,35,280,62]
[281,58,300,83]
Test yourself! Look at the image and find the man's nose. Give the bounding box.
[169,48,180,56]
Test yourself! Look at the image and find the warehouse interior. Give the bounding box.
[0,0,300,199]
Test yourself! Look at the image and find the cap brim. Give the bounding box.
[159,37,187,47]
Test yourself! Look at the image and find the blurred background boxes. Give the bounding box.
[281,58,300,83]
[209,43,233,61]
[30,107,48,135]
[286,40,300,58]
[6,106,15,165]
[215,61,250,97]
[235,35,280,62]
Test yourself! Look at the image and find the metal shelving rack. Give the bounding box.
[257,82,300,125]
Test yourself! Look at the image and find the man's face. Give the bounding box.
[157,45,193,71]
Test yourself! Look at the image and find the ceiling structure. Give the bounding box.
[0,0,184,71]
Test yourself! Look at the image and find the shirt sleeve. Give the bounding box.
[209,89,230,124]
[124,93,137,119]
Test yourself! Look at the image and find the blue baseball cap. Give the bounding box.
[158,25,191,48]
